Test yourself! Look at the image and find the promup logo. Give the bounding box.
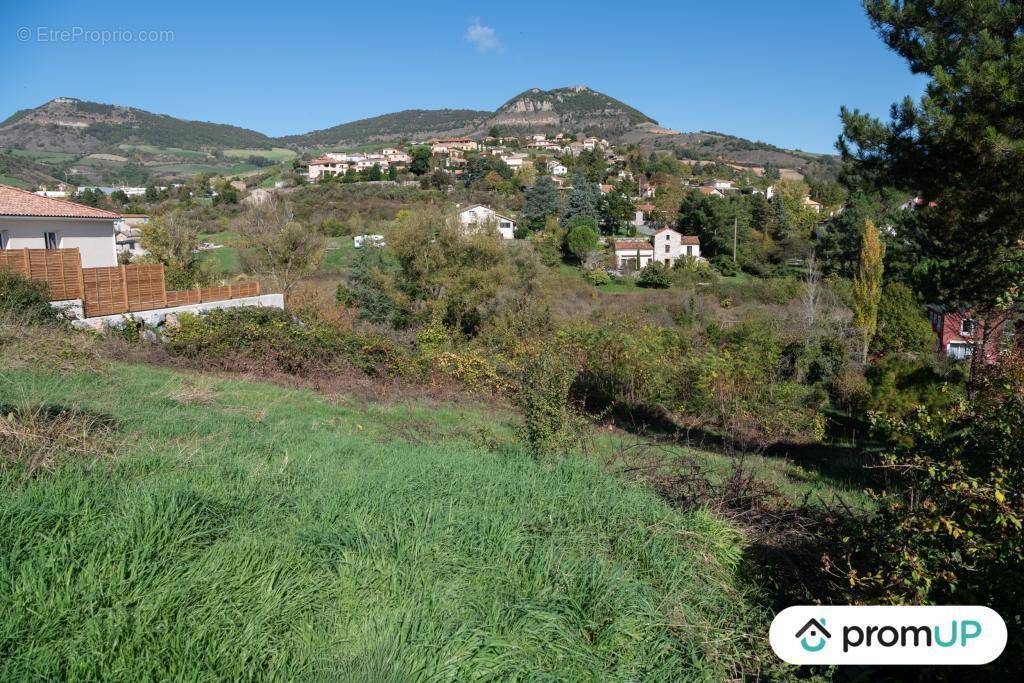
[795,618,831,652]
[770,606,1006,665]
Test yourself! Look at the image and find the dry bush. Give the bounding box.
[0,404,117,479]
[287,281,356,331]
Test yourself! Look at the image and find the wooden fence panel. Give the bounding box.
[124,264,167,312]
[3,248,264,317]
[230,282,260,298]
[82,266,128,317]
[165,289,201,308]
[0,248,31,276]
[0,248,83,300]
[198,286,231,303]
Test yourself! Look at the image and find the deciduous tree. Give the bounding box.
[853,219,885,363]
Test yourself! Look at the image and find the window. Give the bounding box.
[686,245,693,256]
[665,244,670,253]
[44,232,58,249]
[0,230,7,249]
[961,318,979,336]
[947,341,972,361]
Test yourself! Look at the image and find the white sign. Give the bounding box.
[770,606,1007,665]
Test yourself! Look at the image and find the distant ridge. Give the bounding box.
[0,87,839,181]
[0,97,273,153]
[277,109,492,148]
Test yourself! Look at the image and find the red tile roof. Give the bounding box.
[680,235,700,245]
[614,239,653,252]
[0,184,120,219]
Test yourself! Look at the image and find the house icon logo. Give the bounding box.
[795,618,831,652]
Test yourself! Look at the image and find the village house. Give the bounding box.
[306,148,412,181]
[528,139,559,150]
[651,227,700,266]
[432,137,478,152]
[697,186,725,198]
[703,178,735,191]
[0,184,119,267]
[501,154,529,170]
[927,305,1010,362]
[458,205,516,240]
[802,196,822,213]
[613,239,655,272]
[547,161,568,176]
[307,156,347,181]
[34,183,71,199]
[114,214,150,258]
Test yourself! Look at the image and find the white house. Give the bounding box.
[501,154,529,170]
[613,239,655,272]
[651,227,701,266]
[703,179,734,191]
[0,184,118,267]
[353,234,386,248]
[802,196,822,213]
[547,161,568,176]
[458,205,516,240]
[114,214,150,258]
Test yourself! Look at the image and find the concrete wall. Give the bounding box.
[70,293,285,331]
[1,216,117,267]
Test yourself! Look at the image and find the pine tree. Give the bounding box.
[522,175,561,231]
[853,219,885,363]
[564,172,599,223]
[839,0,1024,315]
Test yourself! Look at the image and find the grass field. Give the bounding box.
[0,346,773,680]
[119,144,210,160]
[8,149,78,164]
[87,153,129,162]
[0,175,32,189]
[224,147,297,162]
[148,162,260,176]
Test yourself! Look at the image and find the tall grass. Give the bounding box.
[0,362,771,680]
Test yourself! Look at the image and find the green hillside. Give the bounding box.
[0,98,273,153]
[278,109,492,147]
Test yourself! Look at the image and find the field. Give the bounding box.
[0,175,32,189]
[8,149,78,164]
[223,147,297,162]
[0,347,774,680]
[119,144,210,160]
[147,162,260,177]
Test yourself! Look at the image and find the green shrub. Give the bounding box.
[564,223,598,261]
[0,269,59,325]
[515,342,589,456]
[636,262,671,289]
[872,282,935,355]
[712,255,739,276]
[865,353,966,429]
[166,307,404,377]
[583,269,611,286]
[822,357,1024,677]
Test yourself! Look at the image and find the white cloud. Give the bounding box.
[465,21,502,54]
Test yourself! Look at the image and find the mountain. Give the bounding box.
[0,97,274,153]
[278,109,491,148]
[483,85,664,138]
[0,88,839,182]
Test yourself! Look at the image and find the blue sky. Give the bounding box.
[1,1,926,154]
